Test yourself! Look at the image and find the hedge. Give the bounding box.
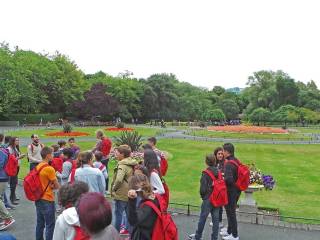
[5,113,62,124]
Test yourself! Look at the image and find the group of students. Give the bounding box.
[189,143,243,240]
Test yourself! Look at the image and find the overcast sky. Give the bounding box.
[1,0,320,89]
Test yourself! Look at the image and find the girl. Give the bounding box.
[214,147,225,228]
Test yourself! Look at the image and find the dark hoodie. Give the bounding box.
[200,166,219,200]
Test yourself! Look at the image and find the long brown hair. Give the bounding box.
[129,174,154,199]
[78,151,93,167]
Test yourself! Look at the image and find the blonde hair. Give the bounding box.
[95,129,104,138]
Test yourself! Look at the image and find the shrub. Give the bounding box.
[114,131,142,152]
[116,122,125,128]
[4,113,61,124]
[63,123,73,133]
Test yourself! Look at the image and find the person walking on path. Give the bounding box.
[74,151,105,194]
[35,147,60,240]
[220,143,241,240]
[0,143,15,231]
[27,134,44,171]
[188,154,220,240]
[111,145,137,232]
[7,137,26,205]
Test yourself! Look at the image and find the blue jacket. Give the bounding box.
[0,148,9,182]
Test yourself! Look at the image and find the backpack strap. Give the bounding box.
[227,160,239,168]
[142,200,162,217]
[203,169,217,181]
[36,163,51,195]
[98,164,105,171]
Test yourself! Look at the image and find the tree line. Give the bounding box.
[1,43,320,125]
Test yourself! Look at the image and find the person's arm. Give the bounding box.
[48,167,60,190]
[56,162,72,179]
[92,140,102,153]
[98,171,106,194]
[150,172,165,194]
[112,167,126,192]
[199,173,208,198]
[224,163,235,186]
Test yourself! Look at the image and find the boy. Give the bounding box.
[220,143,240,240]
[111,145,137,232]
[68,138,80,160]
[35,147,60,240]
[93,151,108,193]
[28,134,44,171]
[189,154,220,240]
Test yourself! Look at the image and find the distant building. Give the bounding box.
[226,87,244,94]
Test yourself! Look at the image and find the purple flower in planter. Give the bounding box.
[262,175,275,190]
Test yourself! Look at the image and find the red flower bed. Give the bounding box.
[207,125,287,134]
[105,127,134,131]
[45,132,90,137]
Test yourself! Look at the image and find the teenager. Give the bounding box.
[111,145,137,232]
[143,149,165,194]
[127,174,160,240]
[92,130,112,193]
[77,192,120,240]
[214,147,225,228]
[68,138,80,160]
[7,137,26,205]
[57,140,67,153]
[220,143,240,240]
[35,147,60,240]
[27,134,44,171]
[74,151,105,194]
[93,151,108,193]
[0,144,15,230]
[188,154,220,240]
[53,181,89,240]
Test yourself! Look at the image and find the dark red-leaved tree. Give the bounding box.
[72,83,120,120]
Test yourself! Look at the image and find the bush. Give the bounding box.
[63,123,73,133]
[114,131,142,152]
[116,122,125,128]
[4,113,61,124]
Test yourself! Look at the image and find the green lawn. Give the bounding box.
[186,129,314,141]
[5,125,164,139]
[17,139,320,223]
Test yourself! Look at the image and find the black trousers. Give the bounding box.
[225,190,241,237]
[9,166,20,201]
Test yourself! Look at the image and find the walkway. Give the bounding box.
[2,185,319,240]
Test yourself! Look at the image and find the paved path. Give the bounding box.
[2,185,319,240]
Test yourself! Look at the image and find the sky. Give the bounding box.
[1,0,320,89]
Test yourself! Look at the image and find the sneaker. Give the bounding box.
[119,229,129,235]
[188,234,201,240]
[220,227,229,236]
[0,218,15,230]
[209,221,213,226]
[6,206,15,210]
[219,221,224,228]
[223,234,239,240]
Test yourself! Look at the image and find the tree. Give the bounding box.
[218,99,240,120]
[273,105,297,127]
[212,86,225,96]
[248,108,272,126]
[202,109,225,122]
[71,83,120,120]
[275,74,299,108]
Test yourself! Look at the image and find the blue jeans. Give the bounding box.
[195,199,220,240]
[114,200,129,232]
[35,200,55,240]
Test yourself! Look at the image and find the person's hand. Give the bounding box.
[19,154,26,159]
[128,190,137,199]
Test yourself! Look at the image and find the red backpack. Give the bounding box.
[141,194,178,240]
[73,226,90,240]
[68,160,78,184]
[51,157,63,173]
[228,160,250,191]
[4,154,18,177]
[23,163,50,201]
[203,170,228,207]
[160,155,168,177]
[101,138,112,157]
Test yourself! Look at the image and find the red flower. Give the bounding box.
[45,132,90,137]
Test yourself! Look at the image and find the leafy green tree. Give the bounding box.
[202,108,225,122]
[218,99,239,120]
[275,74,299,108]
[248,108,272,126]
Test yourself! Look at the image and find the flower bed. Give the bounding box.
[207,125,287,134]
[45,131,90,137]
[105,127,134,131]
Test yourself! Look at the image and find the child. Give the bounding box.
[68,138,80,160]
[188,154,220,240]
[93,151,108,193]
[56,148,74,185]
[51,144,63,173]
[58,140,67,153]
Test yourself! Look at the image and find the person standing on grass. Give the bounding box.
[7,137,26,205]
[214,147,225,228]
[35,147,60,240]
[92,130,112,193]
[74,151,105,194]
[220,143,240,240]
[27,134,44,171]
[68,138,80,160]
[111,145,137,232]
[188,154,220,240]
[0,142,15,231]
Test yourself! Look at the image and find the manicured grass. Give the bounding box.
[18,139,320,223]
[186,129,313,141]
[5,125,164,139]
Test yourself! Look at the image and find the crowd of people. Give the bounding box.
[0,130,244,240]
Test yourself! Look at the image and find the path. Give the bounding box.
[2,185,318,240]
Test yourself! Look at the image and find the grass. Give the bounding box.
[4,125,164,139]
[186,129,314,141]
[17,138,320,223]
